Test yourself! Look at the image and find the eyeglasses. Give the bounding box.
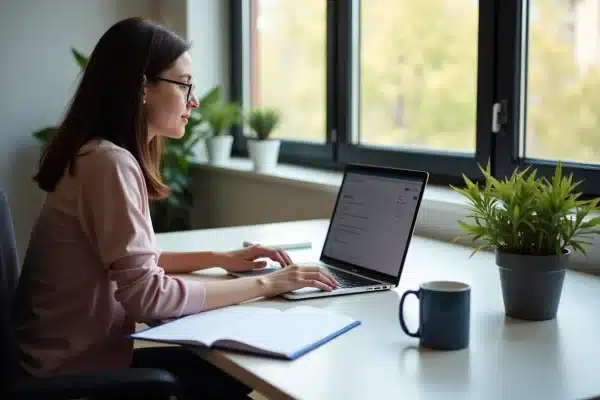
[152,77,195,102]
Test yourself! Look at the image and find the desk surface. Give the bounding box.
[157,219,600,400]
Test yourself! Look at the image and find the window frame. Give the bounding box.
[493,0,600,198]
[230,0,600,195]
[335,0,496,187]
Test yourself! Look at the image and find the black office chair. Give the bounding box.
[0,187,184,399]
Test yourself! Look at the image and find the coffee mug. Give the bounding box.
[398,281,471,350]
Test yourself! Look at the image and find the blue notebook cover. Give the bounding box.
[284,319,361,360]
[131,305,361,360]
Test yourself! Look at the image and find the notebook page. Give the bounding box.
[133,306,278,346]
[213,306,359,358]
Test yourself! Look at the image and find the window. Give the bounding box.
[358,0,478,153]
[525,0,600,165]
[496,0,600,195]
[231,0,334,167]
[231,0,600,195]
[250,0,326,143]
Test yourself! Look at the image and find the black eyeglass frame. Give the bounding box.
[151,77,195,102]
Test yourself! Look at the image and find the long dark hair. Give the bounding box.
[33,17,190,200]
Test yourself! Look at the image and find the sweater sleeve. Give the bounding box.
[77,148,206,319]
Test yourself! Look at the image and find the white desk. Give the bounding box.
[156,219,600,400]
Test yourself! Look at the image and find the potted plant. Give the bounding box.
[187,85,219,162]
[451,162,600,321]
[201,90,242,165]
[246,108,282,172]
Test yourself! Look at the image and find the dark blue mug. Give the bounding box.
[399,281,471,351]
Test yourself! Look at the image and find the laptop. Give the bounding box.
[231,163,429,300]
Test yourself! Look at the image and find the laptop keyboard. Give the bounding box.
[320,266,381,288]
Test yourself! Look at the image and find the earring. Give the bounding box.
[143,99,146,104]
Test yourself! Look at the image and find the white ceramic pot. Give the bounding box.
[248,139,281,173]
[207,135,233,165]
[191,138,208,163]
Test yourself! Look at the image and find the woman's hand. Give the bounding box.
[261,264,340,296]
[217,245,293,272]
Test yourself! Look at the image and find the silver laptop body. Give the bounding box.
[282,163,429,300]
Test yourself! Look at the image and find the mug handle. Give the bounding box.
[399,290,420,338]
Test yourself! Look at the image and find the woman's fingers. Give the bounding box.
[296,266,339,287]
[290,267,338,290]
[271,250,287,267]
[261,247,289,267]
[278,249,293,266]
[301,271,338,289]
[299,278,333,292]
[322,270,339,287]
[272,249,290,266]
[265,264,341,295]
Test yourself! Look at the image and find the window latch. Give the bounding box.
[331,129,337,143]
[492,100,508,134]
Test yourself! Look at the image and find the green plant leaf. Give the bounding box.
[71,47,89,70]
[451,161,600,257]
[246,108,281,140]
[203,101,242,136]
[198,86,221,110]
[33,127,57,143]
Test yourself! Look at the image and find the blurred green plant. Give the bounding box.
[246,108,281,140]
[202,90,242,136]
[32,47,220,233]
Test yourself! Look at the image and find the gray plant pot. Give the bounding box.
[495,249,570,321]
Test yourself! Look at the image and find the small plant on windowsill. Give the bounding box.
[246,108,282,173]
[450,161,600,321]
[201,88,242,165]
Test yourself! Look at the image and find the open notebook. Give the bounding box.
[131,305,361,360]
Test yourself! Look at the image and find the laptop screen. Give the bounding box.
[321,169,426,280]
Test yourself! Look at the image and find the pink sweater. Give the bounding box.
[14,139,206,377]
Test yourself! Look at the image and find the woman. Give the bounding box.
[13,17,338,398]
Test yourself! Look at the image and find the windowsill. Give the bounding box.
[190,157,600,275]
[192,157,346,193]
[190,156,465,203]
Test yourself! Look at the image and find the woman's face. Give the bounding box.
[144,51,199,140]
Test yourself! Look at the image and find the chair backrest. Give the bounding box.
[0,187,20,387]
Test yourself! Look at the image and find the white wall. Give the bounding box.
[0,0,155,257]
[187,0,231,98]
[153,0,188,37]
[153,0,231,98]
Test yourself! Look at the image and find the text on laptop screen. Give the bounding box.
[322,171,424,277]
